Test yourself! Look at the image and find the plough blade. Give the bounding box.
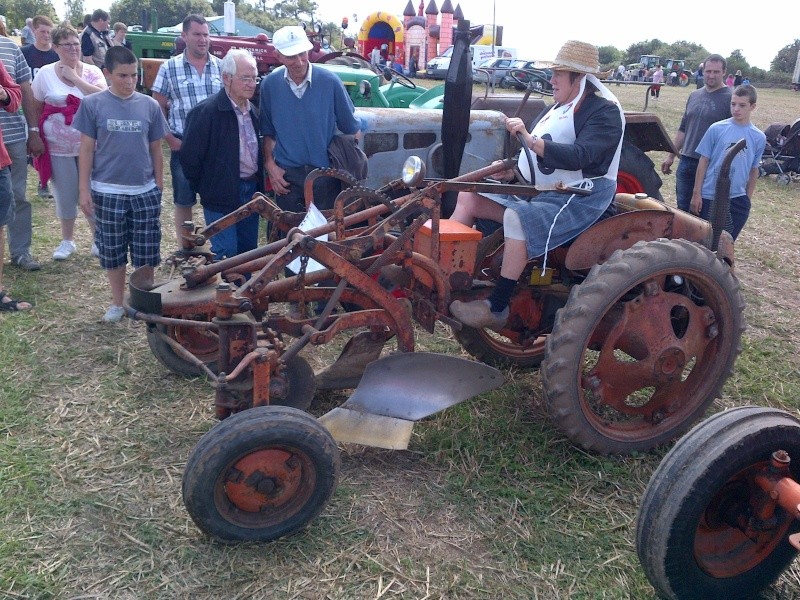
[318,407,414,450]
[318,352,504,449]
[314,330,389,390]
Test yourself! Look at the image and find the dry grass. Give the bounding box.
[1,82,800,599]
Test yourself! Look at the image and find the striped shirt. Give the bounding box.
[151,52,222,137]
[0,36,32,145]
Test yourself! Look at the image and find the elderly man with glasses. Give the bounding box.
[180,49,263,260]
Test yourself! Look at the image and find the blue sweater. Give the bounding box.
[259,65,359,169]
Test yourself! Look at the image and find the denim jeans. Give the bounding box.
[202,179,259,260]
[675,155,699,212]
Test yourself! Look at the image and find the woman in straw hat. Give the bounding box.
[450,40,625,330]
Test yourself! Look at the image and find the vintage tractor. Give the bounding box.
[636,406,800,599]
[126,132,747,542]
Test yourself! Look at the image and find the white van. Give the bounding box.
[425,44,516,79]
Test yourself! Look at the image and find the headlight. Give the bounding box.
[401,156,426,187]
[359,80,372,97]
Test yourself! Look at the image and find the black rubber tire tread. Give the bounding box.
[636,406,800,600]
[453,326,545,369]
[542,239,745,454]
[619,140,664,201]
[271,355,316,411]
[182,406,340,543]
[146,323,218,378]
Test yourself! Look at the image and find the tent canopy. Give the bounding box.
[159,16,270,37]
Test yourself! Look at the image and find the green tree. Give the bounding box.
[64,0,85,26]
[0,0,57,29]
[598,45,621,68]
[109,0,214,30]
[770,39,800,73]
[725,49,749,77]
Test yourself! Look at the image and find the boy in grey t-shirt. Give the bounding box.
[73,46,168,322]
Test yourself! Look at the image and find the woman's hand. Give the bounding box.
[505,117,540,155]
[57,63,80,86]
[490,160,515,183]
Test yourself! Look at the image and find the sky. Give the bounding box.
[78,0,798,71]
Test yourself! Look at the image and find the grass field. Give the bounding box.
[1,82,799,599]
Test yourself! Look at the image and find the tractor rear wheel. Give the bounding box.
[183,406,340,543]
[636,406,800,599]
[542,239,745,454]
[617,141,663,200]
[454,326,546,369]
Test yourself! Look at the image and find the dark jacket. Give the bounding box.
[180,89,263,214]
[531,92,623,178]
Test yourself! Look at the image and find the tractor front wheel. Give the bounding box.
[182,406,340,543]
[636,406,800,599]
[542,239,745,454]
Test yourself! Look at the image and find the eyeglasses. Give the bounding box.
[234,75,258,84]
[57,43,81,48]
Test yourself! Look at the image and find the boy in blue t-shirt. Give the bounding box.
[690,85,766,240]
[74,46,168,322]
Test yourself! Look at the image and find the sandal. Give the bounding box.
[0,290,32,312]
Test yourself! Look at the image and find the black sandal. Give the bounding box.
[0,290,32,312]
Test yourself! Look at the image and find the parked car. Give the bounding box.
[500,61,554,93]
[473,58,528,86]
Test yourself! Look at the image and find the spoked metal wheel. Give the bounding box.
[637,406,800,599]
[542,239,745,454]
[183,406,340,543]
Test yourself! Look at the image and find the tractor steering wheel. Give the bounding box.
[383,67,416,89]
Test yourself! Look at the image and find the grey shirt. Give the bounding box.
[678,86,732,159]
[0,36,32,145]
[72,90,167,189]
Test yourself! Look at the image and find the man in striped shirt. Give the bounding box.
[0,34,43,271]
[151,14,222,245]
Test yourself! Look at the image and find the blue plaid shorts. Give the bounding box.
[92,187,162,270]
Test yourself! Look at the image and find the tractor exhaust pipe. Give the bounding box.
[710,138,747,251]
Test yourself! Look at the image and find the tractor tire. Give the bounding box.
[636,407,800,600]
[183,405,340,543]
[617,141,663,200]
[454,326,546,369]
[541,239,745,454]
[146,322,219,378]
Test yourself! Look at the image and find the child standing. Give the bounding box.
[73,46,168,322]
[690,85,766,240]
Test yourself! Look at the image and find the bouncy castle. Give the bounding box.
[356,0,502,72]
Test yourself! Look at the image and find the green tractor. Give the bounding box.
[639,54,692,86]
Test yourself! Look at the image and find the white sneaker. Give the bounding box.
[103,305,125,322]
[53,240,76,260]
[91,243,100,258]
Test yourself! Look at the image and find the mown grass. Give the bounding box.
[0,82,799,598]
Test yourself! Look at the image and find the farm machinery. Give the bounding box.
[126,135,747,543]
[637,406,800,599]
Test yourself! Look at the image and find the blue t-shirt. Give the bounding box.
[696,118,766,199]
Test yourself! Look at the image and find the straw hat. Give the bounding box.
[551,40,600,74]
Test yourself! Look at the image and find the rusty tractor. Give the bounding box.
[636,406,800,599]
[126,135,747,543]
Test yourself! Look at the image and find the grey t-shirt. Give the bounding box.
[678,86,732,159]
[73,90,167,189]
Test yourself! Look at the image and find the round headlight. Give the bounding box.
[402,156,426,187]
[359,80,372,96]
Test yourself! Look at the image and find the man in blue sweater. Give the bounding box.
[259,25,359,212]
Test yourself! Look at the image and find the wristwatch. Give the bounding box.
[29,127,39,132]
